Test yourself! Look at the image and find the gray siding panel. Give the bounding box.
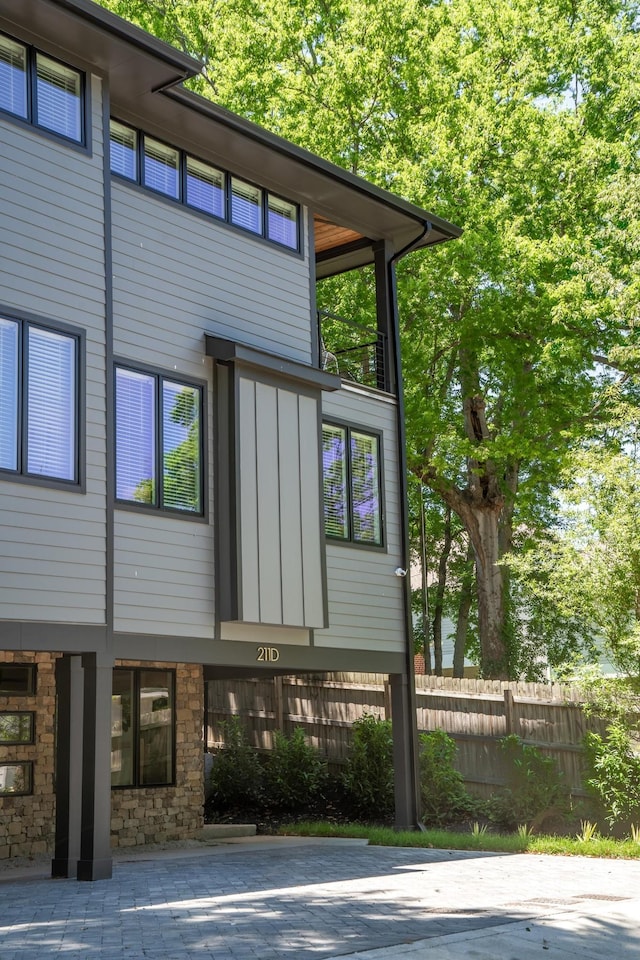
[0,75,107,625]
[238,378,260,623]
[111,184,312,371]
[278,390,304,626]
[255,383,282,624]
[316,386,405,653]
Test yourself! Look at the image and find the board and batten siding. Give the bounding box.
[232,375,325,629]
[316,385,405,654]
[0,75,107,625]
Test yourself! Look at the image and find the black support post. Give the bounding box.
[51,655,84,878]
[389,672,421,830]
[76,652,113,881]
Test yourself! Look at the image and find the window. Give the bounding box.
[0,713,34,744]
[111,669,174,787]
[322,423,383,546]
[0,664,36,695]
[115,365,203,514]
[0,33,83,143]
[109,120,300,252]
[0,762,32,796]
[0,316,79,483]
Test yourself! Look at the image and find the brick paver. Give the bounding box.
[0,838,639,959]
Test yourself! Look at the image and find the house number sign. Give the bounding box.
[257,646,280,662]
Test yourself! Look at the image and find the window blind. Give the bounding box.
[0,317,18,471]
[115,368,155,503]
[110,121,137,180]
[322,423,348,539]
[267,195,298,249]
[0,34,27,118]
[186,157,225,218]
[143,137,180,198]
[35,53,82,142]
[231,177,262,234]
[26,326,76,481]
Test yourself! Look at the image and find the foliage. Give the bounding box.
[489,735,568,829]
[263,727,327,810]
[418,729,477,825]
[583,723,640,828]
[97,0,640,677]
[342,714,394,820]
[208,717,263,810]
[277,821,640,859]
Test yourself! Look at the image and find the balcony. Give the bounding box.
[318,309,388,391]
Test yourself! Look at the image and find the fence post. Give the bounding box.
[383,680,392,720]
[503,688,518,736]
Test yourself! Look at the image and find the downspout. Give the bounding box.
[388,220,433,829]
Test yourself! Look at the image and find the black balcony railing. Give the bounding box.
[318,309,388,390]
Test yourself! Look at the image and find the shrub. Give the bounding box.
[489,734,568,830]
[343,714,394,820]
[208,716,263,810]
[419,729,477,825]
[583,723,640,828]
[264,727,327,809]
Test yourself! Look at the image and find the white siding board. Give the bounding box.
[298,394,325,628]
[0,82,107,625]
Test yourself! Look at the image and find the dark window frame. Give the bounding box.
[111,667,176,790]
[114,360,206,518]
[0,663,36,696]
[0,712,35,745]
[109,119,301,254]
[0,762,33,796]
[0,30,86,146]
[0,312,83,489]
[322,419,385,549]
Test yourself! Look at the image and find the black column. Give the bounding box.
[76,651,113,881]
[51,655,84,878]
[389,672,421,831]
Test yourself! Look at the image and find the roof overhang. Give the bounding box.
[0,0,462,273]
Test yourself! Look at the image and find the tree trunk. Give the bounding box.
[419,489,433,675]
[472,504,508,678]
[453,541,474,678]
[431,505,452,676]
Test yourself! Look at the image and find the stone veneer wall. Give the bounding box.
[0,651,58,860]
[0,654,204,859]
[110,660,204,848]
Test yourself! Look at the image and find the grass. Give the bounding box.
[277,821,640,859]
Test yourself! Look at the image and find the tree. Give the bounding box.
[98,0,640,676]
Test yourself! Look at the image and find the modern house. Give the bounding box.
[0,0,461,880]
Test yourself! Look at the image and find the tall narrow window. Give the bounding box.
[0,33,84,143]
[35,53,82,141]
[0,34,27,119]
[143,137,180,198]
[231,177,262,234]
[0,316,79,484]
[111,668,174,788]
[115,365,203,515]
[322,422,383,546]
[267,194,298,249]
[186,156,225,218]
[110,120,137,180]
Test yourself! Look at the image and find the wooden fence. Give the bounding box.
[205,673,608,797]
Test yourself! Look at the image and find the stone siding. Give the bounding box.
[110,660,204,847]
[0,651,58,860]
[0,653,204,859]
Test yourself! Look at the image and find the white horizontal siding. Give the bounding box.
[315,386,405,653]
[111,184,312,372]
[0,75,107,625]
